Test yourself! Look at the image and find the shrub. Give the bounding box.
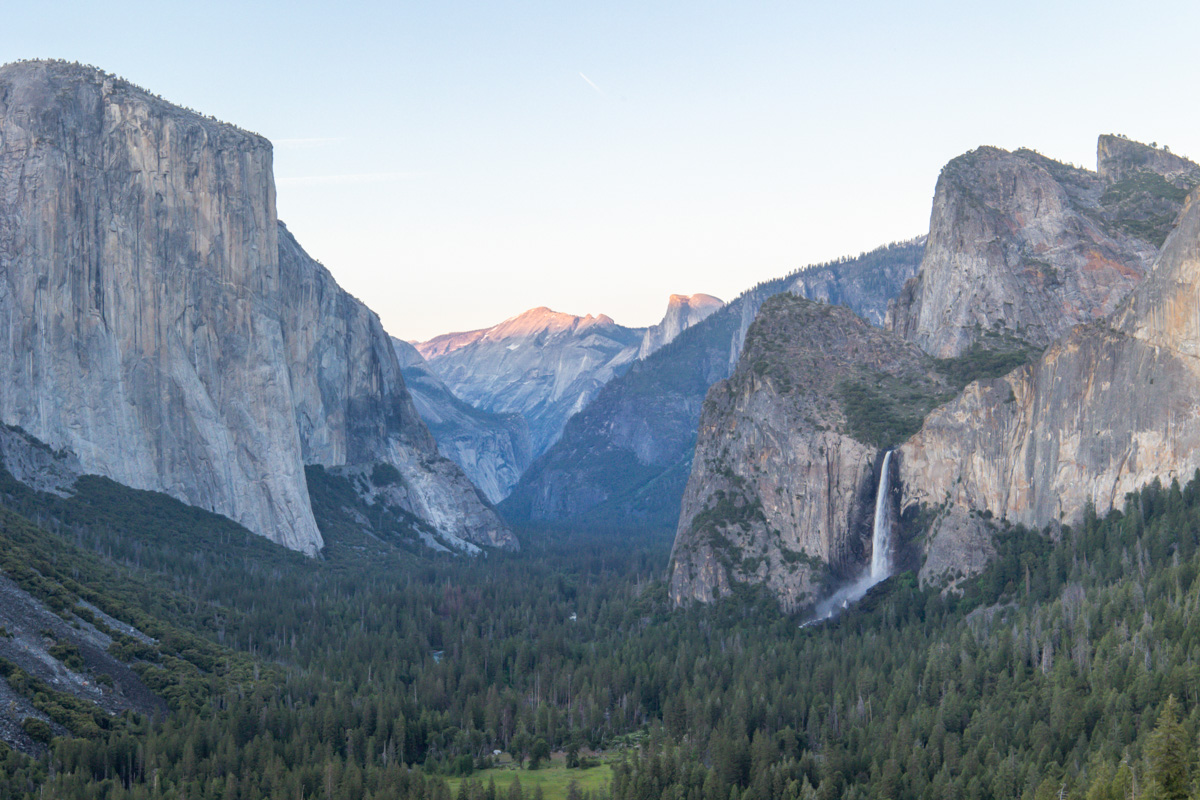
[370,462,402,488]
[21,717,52,744]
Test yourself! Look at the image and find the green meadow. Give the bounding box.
[445,757,613,800]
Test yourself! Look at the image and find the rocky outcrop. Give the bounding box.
[900,185,1200,579]
[888,139,1197,358]
[1098,135,1200,187]
[0,425,82,498]
[502,240,925,529]
[417,308,645,457]
[669,295,950,609]
[638,294,724,359]
[393,339,532,503]
[0,60,511,553]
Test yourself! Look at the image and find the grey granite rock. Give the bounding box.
[503,240,924,529]
[637,294,724,359]
[278,225,516,551]
[0,60,511,554]
[900,186,1200,576]
[888,139,1196,358]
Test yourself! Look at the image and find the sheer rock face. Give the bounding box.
[888,140,1197,358]
[669,295,948,609]
[638,294,724,359]
[417,308,645,458]
[0,60,321,552]
[393,338,532,504]
[0,60,512,553]
[900,187,1200,578]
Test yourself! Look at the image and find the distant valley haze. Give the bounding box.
[8,0,1200,340]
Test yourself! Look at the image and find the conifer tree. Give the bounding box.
[1145,696,1190,800]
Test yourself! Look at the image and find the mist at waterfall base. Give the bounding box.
[806,452,894,624]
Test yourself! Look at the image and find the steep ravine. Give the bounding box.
[393,339,533,505]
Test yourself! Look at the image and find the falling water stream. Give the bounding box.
[808,451,894,623]
[869,450,893,581]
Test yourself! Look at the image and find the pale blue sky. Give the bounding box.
[8,1,1200,340]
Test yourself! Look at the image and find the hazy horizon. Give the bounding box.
[9,1,1200,340]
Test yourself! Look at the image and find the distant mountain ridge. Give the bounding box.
[638,294,725,359]
[416,307,645,461]
[417,307,628,361]
[501,239,926,529]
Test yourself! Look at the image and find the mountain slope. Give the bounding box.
[393,339,532,503]
[278,226,515,551]
[502,240,925,529]
[0,59,510,553]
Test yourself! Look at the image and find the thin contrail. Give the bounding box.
[579,72,606,97]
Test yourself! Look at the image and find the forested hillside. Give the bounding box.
[1,450,1200,799]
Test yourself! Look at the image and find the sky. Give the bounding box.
[8,1,1200,341]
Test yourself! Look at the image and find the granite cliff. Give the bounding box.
[668,295,950,609]
[0,60,511,553]
[393,338,532,504]
[502,241,925,529]
[888,138,1198,358]
[901,184,1200,585]
[665,137,1200,605]
[637,294,724,359]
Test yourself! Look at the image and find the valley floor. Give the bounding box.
[0,461,1198,800]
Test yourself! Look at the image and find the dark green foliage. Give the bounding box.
[19,719,51,745]
[372,461,404,487]
[307,464,440,550]
[837,371,953,448]
[46,642,85,672]
[1094,168,1199,247]
[690,489,765,537]
[0,659,108,739]
[5,452,1200,798]
[1101,170,1192,206]
[933,330,1043,390]
[1143,696,1189,800]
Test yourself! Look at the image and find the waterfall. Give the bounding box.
[869,450,893,581]
[806,450,895,623]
